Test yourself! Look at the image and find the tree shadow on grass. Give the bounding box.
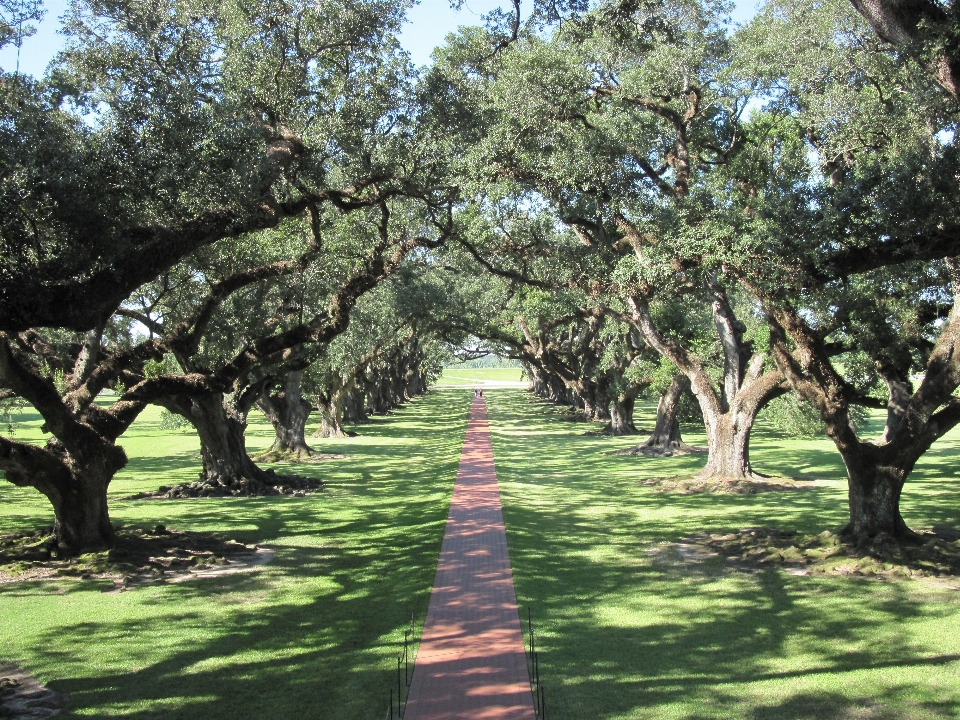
[1,391,475,720]
[486,390,960,720]
[503,493,960,719]
[7,491,448,718]
[24,572,430,719]
[744,688,959,720]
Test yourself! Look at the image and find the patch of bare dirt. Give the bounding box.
[0,664,69,719]
[610,443,705,457]
[681,526,960,585]
[639,475,816,494]
[120,470,323,499]
[0,526,273,591]
[255,451,347,464]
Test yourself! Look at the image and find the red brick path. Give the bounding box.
[403,395,536,720]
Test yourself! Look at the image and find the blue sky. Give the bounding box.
[2,0,759,78]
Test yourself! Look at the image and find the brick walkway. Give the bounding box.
[403,395,536,720]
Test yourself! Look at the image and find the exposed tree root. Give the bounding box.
[610,441,705,457]
[254,446,313,462]
[254,448,346,464]
[0,663,69,719]
[311,429,358,438]
[0,525,271,589]
[680,526,960,583]
[124,469,323,499]
[639,474,815,494]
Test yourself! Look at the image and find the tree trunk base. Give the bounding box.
[838,520,921,544]
[253,445,314,463]
[641,474,813,494]
[311,428,348,439]
[690,525,960,578]
[695,469,770,482]
[157,468,323,499]
[594,422,643,436]
[611,440,705,457]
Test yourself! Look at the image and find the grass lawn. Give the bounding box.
[4,386,960,719]
[487,389,960,720]
[434,367,527,385]
[0,391,471,719]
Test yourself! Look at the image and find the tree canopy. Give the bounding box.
[3,0,960,551]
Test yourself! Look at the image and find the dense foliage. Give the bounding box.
[2,0,960,550]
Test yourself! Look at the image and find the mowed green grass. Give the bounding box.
[487,390,960,720]
[0,391,471,719]
[5,387,960,719]
[434,366,527,385]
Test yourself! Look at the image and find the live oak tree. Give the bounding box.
[125,228,326,492]
[626,278,790,479]
[845,0,960,101]
[617,371,698,456]
[436,244,664,435]
[431,0,792,478]
[1,0,417,333]
[0,255,291,548]
[0,0,456,551]
[305,276,424,440]
[722,0,960,537]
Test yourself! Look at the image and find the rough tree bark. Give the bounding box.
[313,389,348,439]
[589,376,612,422]
[0,337,127,551]
[629,284,788,480]
[341,384,368,424]
[615,374,701,455]
[522,362,545,395]
[764,280,960,539]
[848,0,960,100]
[606,395,639,435]
[256,370,313,459]
[598,335,652,436]
[367,377,393,415]
[159,390,315,497]
[0,436,124,551]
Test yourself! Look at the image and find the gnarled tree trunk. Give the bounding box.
[0,338,127,552]
[615,375,701,455]
[158,391,317,497]
[15,440,125,552]
[257,370,313,460]
[844,459,911,537]
[604,396,639,435]
[367,378,392,414]
[313,393,347,439]
[698,406,756,479]
[189,394,275,492]
[763,294,960,540]
[342,385,368,424]
[629,289,787,480]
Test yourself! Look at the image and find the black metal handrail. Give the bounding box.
[526,606,546,719]
[383,611,420,720]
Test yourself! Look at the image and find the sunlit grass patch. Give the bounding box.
[0,390,471,719]
[488,389,960,720]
